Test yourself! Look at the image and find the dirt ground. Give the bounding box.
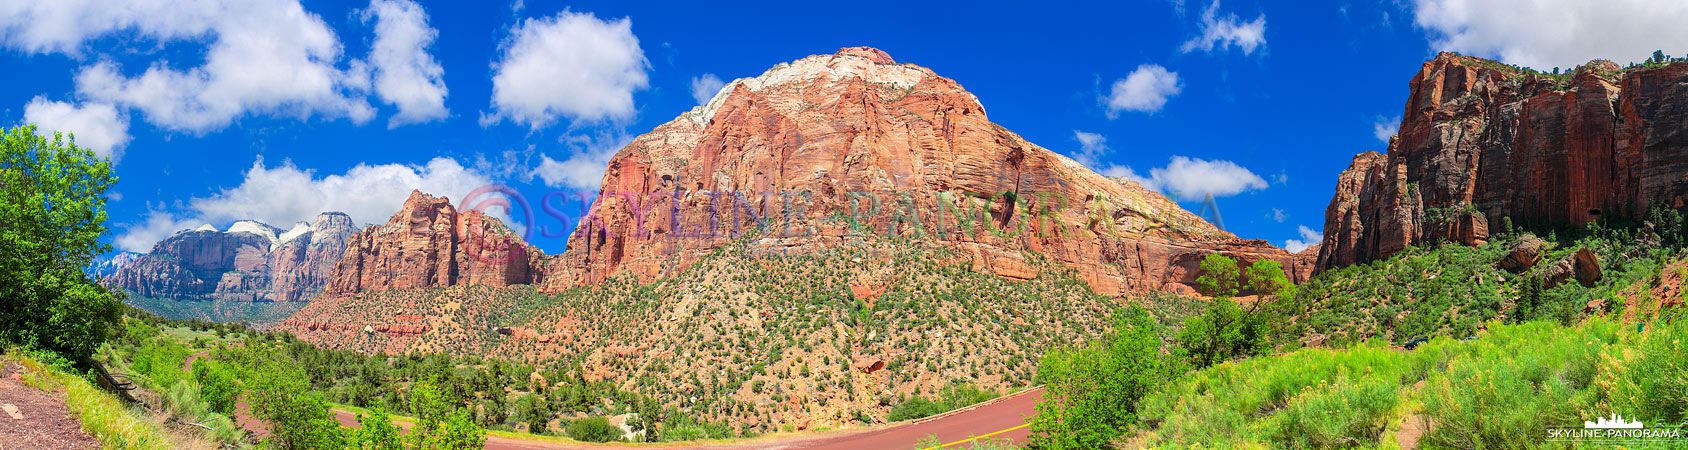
[0,361,99,450]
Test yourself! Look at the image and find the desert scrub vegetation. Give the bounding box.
[1031,217,1688,449]
[1033,309,1687,449]
[1285,215,1683,348]
[472,235,1117,433]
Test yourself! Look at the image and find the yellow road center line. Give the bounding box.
[915,423,1030,450]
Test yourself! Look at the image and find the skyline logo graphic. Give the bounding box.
[1584,414,1644,430]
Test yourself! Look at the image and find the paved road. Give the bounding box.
[188,351,1043,449]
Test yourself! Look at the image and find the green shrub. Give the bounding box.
[567,416,623,443]
[1029,306,1170,449]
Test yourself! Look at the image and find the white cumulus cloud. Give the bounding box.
[363,0,449,127]
[1070,130,1137,178]
[690,73,726,105]
[485,10,649,129]
[114,157,492,253]
[529,131,634,191]
[1283,225,1322,253]
[22,96,130,161]
[1119,156,1268,199]
[1,0,453,133]
[1373,115,1400,142]
[1410,0,1688,70]
[1104,64,1182,117]
[1180,1,1267,55]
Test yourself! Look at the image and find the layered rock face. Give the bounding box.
[546,47,1308,295]
[1318,54,1688,271]
[105,213,357,302]
[324,190,546,295]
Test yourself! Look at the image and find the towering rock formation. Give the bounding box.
[324,190,546,295]
[545,47,1308,295]
[1317,53,1688,271]
[105,212,357,302]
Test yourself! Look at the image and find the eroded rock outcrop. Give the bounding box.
[105,213,357,302]
[545,47,1307,295]
[324,190,547,295]
[1318,53,1688,271]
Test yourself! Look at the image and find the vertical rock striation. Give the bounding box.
[1318,53,1688,272]
[544,47,1309,294]
[105,212,358,302]
[323,190,546,295]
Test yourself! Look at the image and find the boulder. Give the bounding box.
[1498,235,1548,273]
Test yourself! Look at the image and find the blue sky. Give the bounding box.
[4,0,1686,257]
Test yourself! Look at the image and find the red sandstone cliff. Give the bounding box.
[323,190,546,295]
[1318,53,1688,271]
[544,47,1309,294]
[105,212,357,302]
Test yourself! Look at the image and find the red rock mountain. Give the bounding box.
[543,47,1309,294]
[324,190,547,295]
[1318,53,1688,271]
[105,212,357,302]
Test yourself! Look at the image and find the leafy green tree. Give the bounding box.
[0,125,121,364]
[192,358,239,416]
[1196,253,1242,298]
[349,408,402,450]
[1176,297,1271,368]
[1029,307,1170,449]
[1179,255,1285,368]
[1244,259,1294,299]
[247,354,345,450]
[567,416,623,443]
[407,377,487,450]
[514,393,552,434]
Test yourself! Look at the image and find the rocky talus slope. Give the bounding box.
[1319,53,1688,271]
[105,212,356,303]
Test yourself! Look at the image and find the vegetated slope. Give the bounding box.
[1286,220,1678,348]
[1041,229,1687,449]
[284,234,1194,433]
[545,46,1309,296]
[1318,52,1688,271]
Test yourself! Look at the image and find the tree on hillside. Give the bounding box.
[1195,253,1242,298]
[1179,255,1293,368]
[0,125,121,365]
[1029,307,1171,450]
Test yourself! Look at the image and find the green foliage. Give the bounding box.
[1029,306,1170,449]
[349,408,403,450]
[1267,376,1398,449]
[0,125,121,364]
[192,357,239,416]
[405,377,487,450]
[513,393,551,434]
[1196,253,1242,298]
[566,416,623,443]
[129,337,190,389]
[1135,312,1688,449]
[1176,297,1271,369]
[245,352,345,450]
[888,381,996,422]
[1244,259,1293,298]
